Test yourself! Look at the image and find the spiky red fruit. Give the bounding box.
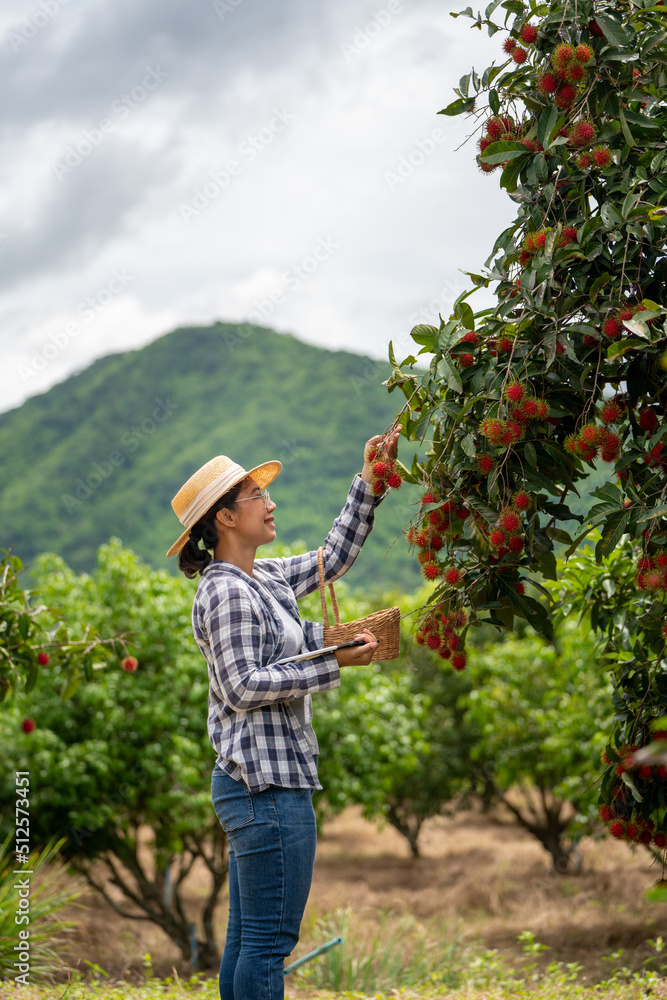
[498,337,514,352]
[421,491,438,505]
[459,353,475,368]
[602,318,621,340]
[599,805,614,821]
[426,634,441,651]
[579,424,601,447]
[577,152,593,169]
[538,73,558,95]
[555,84,577,109]
[640,409,659,433]
[553,43,574,68]
[451,652,467,671]
[499,510,521,534]
[589,19,604,37]
[655,833,667,849]
[479,159,500,174]
[512,46,527,64]
[575,43,593,64]
[486,117,505,140]
[560,225,578,246]
[508,535,524,554]
[479,136,491,154]
[570,121,596,147]
[21,718,36,734]
[520,23,538,44]
[122,656,138,672]
[639,765,653,780]
[429,533,443,551]
[490,529,506,549]
[601,431,620,461]
[566,62,586,83]
[460,331,478,346]
[505,382,524,403]
[593,145,612,168]
[423,563,440,581]
[523,233,537,253]
[600,400,622,425]
[386,471,403,489]
[503,37,517,54]
[626,823,639,842]
[477,455,494,474]
[513,491,531,512]
[609,820,625,839]
[371,460,388,479]
[37,652,50,666]
[535,231,547,249]
[444,567,461,586]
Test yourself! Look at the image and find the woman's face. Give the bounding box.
[231,477,277,545]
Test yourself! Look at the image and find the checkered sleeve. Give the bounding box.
[267,474,384,600]
[203,582,340,712]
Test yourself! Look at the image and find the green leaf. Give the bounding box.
[638,505,667,523]
[61,669,82,701]
[594,12,632,47]
[461,433,476,458]
[489,88,500,115]
[595,510,631,563]
[18,614,30,640]
[436,354,463,394]
[618,105,637,148]
[537,106,559,149]
[500,156,525,193]
[607,339,647,358]
[481,140,531,166]
[525,442,537,467]
[438,97,477,116]
[601,202,623,230]
[590,272,612,299]
[621,770,643,803]
[410,324,439,348]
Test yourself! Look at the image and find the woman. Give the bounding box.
[167,427,399,1000]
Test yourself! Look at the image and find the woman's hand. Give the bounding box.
[360,425,401,484]
[335,629,378,667]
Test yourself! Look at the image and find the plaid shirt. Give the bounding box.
[193,474,383,792]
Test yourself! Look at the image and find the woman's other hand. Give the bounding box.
[335,629,378,667]
[360,425,400,484]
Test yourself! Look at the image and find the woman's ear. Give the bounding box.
[216,507,235,528]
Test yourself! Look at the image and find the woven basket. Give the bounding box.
[317,547,401,662]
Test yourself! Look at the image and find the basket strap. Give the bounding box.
[317,547,342,627]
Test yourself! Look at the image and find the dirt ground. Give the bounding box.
[54,806,667,985]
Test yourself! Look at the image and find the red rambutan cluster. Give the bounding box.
[564,424,622,463]
[520,229,550,266]
[635,552,667,591]
[415,606,468,670]
[368,448,403,495]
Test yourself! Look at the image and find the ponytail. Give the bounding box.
[177,480,244,579]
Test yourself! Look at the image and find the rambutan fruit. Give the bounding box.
[583,334,597,346]
[505,382,524,403]
[600,400,622,424]
[555,84,577,109]
[637,556,654,572]
[499,509,521,534]
[479,158,500,174]
[512,46,528,64]
[617,306,637,323]
[454,608,468,629]
[516,582,525,594]
[519,250,532,266]
[552,43,574,68]
[639,765,653,780]
[372,460,388,479]
[592,145,612,168]
[477,454,494,475]
[535,230,547,249]
[371,479,385,496]
[581,444,598,462]
[655,833,667,849]
[609,820,625,838]
[367,447,378,463]
[414,532,429,548]
[486,117,505,140]
[460,331,478,346]
[499,116,515,133]
[508,535,524,554]
[503,36,517,54]
[640,408,659,433]
[444,567,461,586]
[626,823,639,842]
[589,19,604,37]
[575,43,593,64]
[415,631,425,645]
[520,23,538,44]
[521,398,538,418]
[459,353,475,368]
[429,533,444,551]
[570,121,596,147]
[521,138,541,153]
[601,431,620,460]
[538,73,558,96]
[513,491,531,512]
[421,491,438,505]
[579,424,601,447]
[534,399,549,420]
[423,562,440,581]
[490,529,506,549]
[566,62,586,83]
[386,470,403,489]
[426,633,441,651]
[599,805,614,821]
[602,317,621,340]
[451,652,467,671]
[505,420,523,443]
[479,136,491,154]
[498,337,514,352]
[523,233,537,253]
[564,434,578,456]
[577,152,593,169]
[560,225,578,246]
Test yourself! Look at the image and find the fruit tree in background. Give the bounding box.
[385,0,667,847]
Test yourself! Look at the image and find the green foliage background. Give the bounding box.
[0,322,419,589]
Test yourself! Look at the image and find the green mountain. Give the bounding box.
[0,322,420,590]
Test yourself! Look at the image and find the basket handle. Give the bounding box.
[317,546,341,627]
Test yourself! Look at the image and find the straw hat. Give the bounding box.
[166,455,281,557]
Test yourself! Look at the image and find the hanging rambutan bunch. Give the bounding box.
[559,225,578,247]
[537,72,558,96]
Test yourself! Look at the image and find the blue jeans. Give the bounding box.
[211,764,317,1000]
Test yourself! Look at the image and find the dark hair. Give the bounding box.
[177,479,245,579]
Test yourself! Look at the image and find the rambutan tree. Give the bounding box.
[386,0,667,851]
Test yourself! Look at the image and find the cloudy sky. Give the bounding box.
[1,0,516,414]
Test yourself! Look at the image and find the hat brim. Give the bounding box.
[166,460,282,557]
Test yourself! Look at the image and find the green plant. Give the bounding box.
[0,832,84,982]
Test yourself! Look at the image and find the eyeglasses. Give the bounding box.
[236,490,271,509]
